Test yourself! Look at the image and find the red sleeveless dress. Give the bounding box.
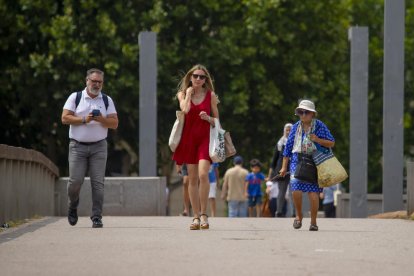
[172,91,212,165]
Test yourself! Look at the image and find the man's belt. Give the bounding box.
[70,139,105,145]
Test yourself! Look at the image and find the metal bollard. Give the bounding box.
[407,161,414,216]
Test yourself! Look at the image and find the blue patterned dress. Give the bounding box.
[283,119,335,193]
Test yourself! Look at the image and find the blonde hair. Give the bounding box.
[177,64,215,97]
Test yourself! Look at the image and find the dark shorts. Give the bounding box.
[181,164,188,176]
[248,195,262,207]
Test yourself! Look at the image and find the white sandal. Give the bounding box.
[200,214,209,230]
[190,217,200,230]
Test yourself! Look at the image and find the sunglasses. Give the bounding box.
[296,109,311,116]
[192,73,207,80]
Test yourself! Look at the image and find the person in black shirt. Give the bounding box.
[267,123,292,217]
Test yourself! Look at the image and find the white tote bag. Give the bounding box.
[168,111,185,152]
[209,118,226,163]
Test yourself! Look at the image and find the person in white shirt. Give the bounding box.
[61,68,118,228]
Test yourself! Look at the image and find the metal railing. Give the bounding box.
[406,160,414,216]
[0,144,59,223]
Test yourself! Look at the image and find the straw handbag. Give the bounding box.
[312,149,348,188]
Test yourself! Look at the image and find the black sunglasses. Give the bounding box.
[192,73,207,80]
[296,109,311,116]
[88,78,103,84]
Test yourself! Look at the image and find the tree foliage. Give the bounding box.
[1,0,413,192]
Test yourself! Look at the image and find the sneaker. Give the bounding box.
[68,208,78,226]
[92,217,103,228]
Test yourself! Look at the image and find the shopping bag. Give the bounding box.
[312,149,348,187]
[168,111,185,152]
[224,132,236,158]
[209,118,226,163]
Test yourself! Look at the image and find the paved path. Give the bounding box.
[1,217,413,276]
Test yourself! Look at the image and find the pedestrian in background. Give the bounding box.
[286,185,295,218]
[265,180,279,217]
[320,184,339,218]
[172,64,219,230]
[208,162,219,217]
[177,164,191,216]
[267,123,292,217]
[279,99,335,231]
[245,159,265,217]
[221,156,249,217]
[62,68,119,228]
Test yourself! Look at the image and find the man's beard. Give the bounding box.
[89,87,101,95]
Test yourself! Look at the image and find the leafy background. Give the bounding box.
[1,0,413,193]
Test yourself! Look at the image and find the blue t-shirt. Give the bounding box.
[208,163,219,183]
[245,172,265,197]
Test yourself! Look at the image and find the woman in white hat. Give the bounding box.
[279,100,335,231]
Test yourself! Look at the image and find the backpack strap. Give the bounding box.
[102,93,109,110]
[75,91,82,109]
[75,91,109,110]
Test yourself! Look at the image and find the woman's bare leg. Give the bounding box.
[308,192,319,225]
[292,191,303,221]
[187,164,200,218]
[198,160,211,223]
[182,175,190,215]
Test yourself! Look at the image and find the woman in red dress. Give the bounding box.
[173,64,219,230]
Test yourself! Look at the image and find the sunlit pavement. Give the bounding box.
[1,216,413,276]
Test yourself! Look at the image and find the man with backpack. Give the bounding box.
[61,68,118,228]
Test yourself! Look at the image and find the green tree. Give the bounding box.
[152,0,350,183]
[1,0,412,194]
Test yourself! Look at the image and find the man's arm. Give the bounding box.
[221,173,228,200]
[62,109,86,125]
[244,181,249,198]
[93,113,119,129]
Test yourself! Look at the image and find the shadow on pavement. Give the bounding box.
[0,217,60,244]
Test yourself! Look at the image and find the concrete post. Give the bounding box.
[382,0,405,212]
[138,32,157,176]
[348,27,369,218]
[406,161,414,216]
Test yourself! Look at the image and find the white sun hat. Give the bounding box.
[295,100,317,113]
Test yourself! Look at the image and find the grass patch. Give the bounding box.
[369,211,414,220]
[1,215,43,232]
